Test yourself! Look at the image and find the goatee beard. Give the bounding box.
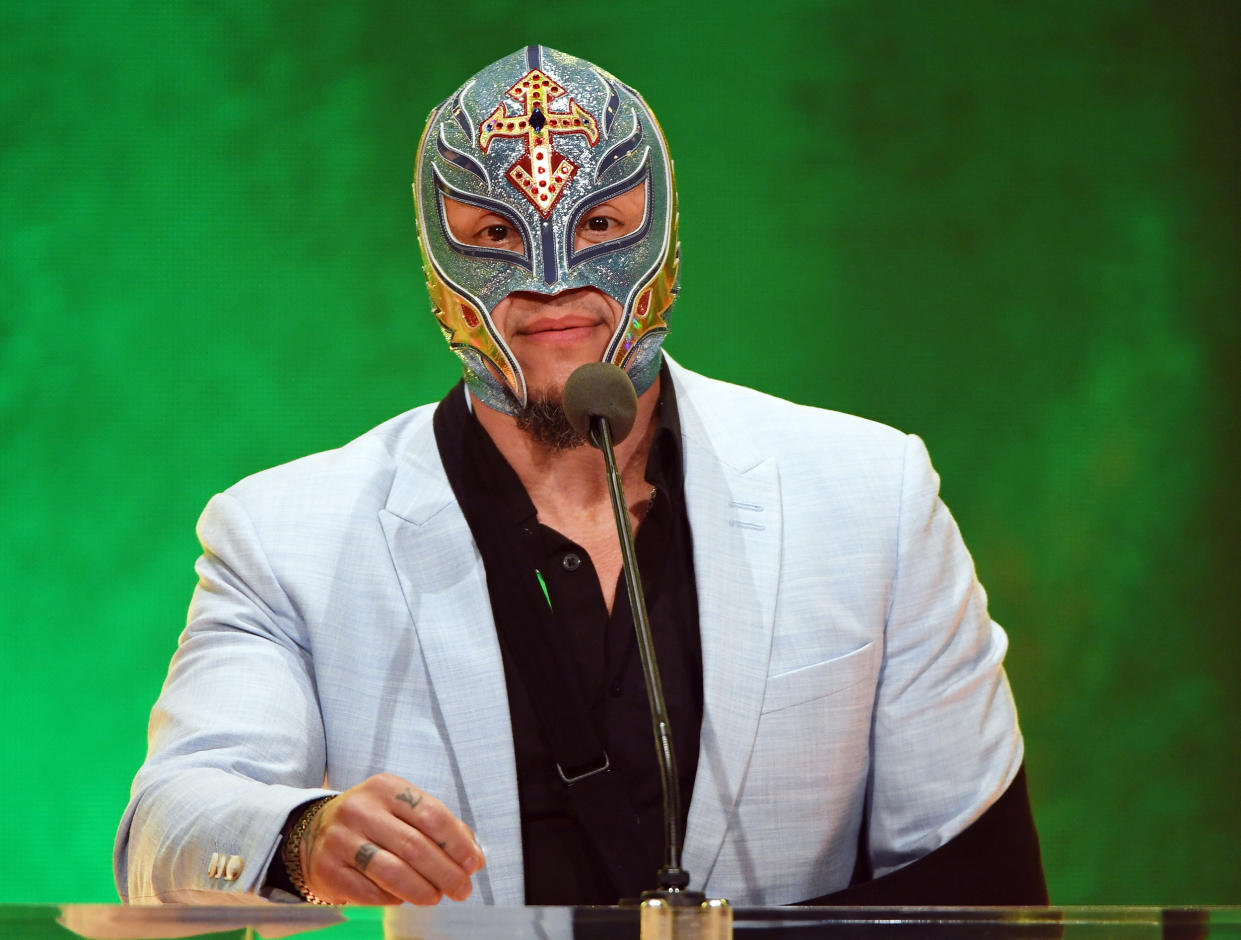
[514,389,586,451]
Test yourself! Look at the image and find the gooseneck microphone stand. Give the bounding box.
[564,363,719,908]
[588,408,698,902]
[565,364,732,937]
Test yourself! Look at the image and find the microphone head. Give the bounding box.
[562,363,639,446]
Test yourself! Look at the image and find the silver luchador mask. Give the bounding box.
[413,46,679,414]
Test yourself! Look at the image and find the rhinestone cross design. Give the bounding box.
[478,69,600,217]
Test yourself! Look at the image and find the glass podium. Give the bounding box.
[3,905,1238,940]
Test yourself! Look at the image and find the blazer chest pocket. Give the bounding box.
[760,642,876,714]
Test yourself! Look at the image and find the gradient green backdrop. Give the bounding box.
[3,0,1237,905]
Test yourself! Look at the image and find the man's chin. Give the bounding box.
[512,388,586,452]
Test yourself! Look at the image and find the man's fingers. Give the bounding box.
[392,824,477,902]
[381,780,486,876]
[346,838,451,905]
[313,858,403,906]
[351,814,473,902]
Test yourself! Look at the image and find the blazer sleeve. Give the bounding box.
[114,491,336,902]
[863,433,1027,878]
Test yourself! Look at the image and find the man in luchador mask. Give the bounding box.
[117,47,1046,908]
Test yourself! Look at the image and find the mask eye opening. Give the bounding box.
[432,167,535,272]
[566,159,654,269]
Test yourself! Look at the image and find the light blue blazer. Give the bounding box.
[115,357,1023,906]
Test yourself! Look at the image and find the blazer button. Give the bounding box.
[562,552,581,571]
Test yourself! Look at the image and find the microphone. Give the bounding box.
[562,362,638,446]
[561,363,700,904]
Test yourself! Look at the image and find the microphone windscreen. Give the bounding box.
[562,363,639,446]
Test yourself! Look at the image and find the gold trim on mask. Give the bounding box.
[611,178,680,371]
[419,240,523,401]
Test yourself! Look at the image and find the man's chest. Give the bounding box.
[533,498,652,613]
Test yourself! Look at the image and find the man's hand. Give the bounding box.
[297,773,485,905]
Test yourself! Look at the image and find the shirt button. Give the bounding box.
[562,553,581,571]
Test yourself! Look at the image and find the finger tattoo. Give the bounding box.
[355,843,378,871]
[395,787,423,811]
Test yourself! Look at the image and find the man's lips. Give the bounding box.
[515,316,604,341]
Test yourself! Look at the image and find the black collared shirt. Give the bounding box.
[433,366,702,904]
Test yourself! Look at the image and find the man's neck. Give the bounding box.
[471,375,662,519]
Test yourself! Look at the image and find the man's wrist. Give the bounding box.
[279,795,336,904]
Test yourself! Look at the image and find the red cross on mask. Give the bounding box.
[478,68,600,217]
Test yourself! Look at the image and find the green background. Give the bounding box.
[2,0,1237,905]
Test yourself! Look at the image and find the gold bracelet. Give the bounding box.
[281,796,335,905]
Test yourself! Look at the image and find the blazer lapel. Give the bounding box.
[379,433,525,905]
[673,377,783,891]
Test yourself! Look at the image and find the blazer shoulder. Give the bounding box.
[666,357,910,468]
[218,402,442,521]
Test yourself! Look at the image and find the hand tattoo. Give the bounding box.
[355,842,378,871]
[395,787,423,811]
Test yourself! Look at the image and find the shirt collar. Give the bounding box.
[434,358,686,529]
